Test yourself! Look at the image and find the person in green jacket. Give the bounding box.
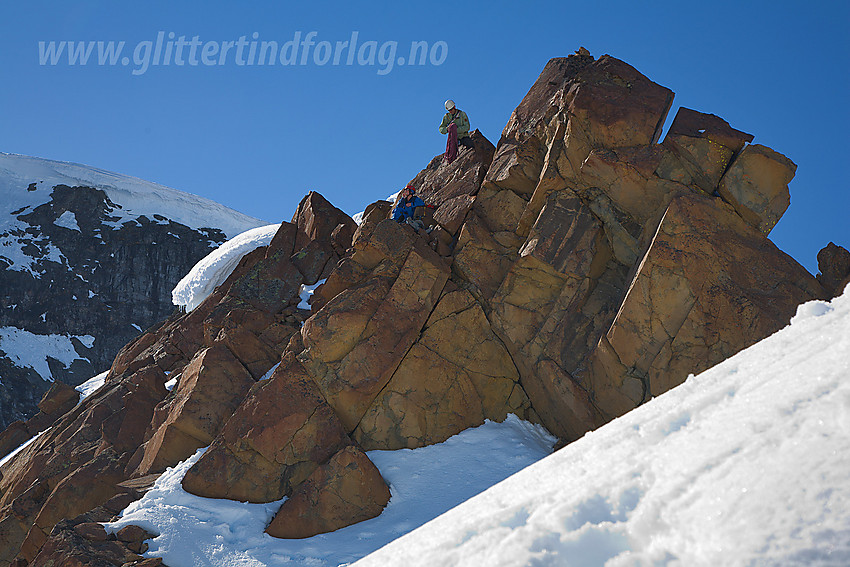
[439,99,473,148]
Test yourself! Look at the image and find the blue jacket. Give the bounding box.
[392,195,425,222]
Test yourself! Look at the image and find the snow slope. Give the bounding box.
[354,285,850,567]
[105,416,556,567]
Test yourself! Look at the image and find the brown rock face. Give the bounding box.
[299,220,451,433]
[265,445,390,539]
[0,382,79,461]
[0,365,166,565]
[129,343,255,477]
[181,355,350,503]
[587,193,823,414]
[662,107,754,194]
[448,50,824,442]
[354,289,530,450]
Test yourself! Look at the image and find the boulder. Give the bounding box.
[816,242,850,297]
[129,343,255,477]
[292,191,356,253]
[661,107,754,194]
[0,422,32,463]
[288,191,356,286]
[717,143,796,234]
[181,355,350,503]
[265,445,390,539]
[35,381,80,420]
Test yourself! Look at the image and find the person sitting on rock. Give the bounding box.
[439,99,472,163]
[392,184,426,229]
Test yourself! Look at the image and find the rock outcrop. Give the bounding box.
[0,382,78,459]
[816,242,850,298]
[0,49,836,563]
[265,445,391,539]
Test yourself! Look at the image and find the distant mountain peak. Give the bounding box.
[0,153,268,430]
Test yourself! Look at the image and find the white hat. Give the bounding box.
[445,99,456,111]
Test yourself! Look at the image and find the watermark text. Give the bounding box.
[38,31,448,76]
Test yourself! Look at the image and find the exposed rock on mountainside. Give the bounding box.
[0,382,78,459]
[0,49,837,564]
[816,242,850,298]
[0,156,267,431]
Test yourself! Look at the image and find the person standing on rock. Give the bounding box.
[392,184,426,229]
[439,99,472,163]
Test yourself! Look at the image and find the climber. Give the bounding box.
[439,99,472,163]
[391,184,426,229]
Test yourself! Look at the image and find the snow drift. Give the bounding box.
[171,224,281,311]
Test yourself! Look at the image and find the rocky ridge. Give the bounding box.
[0,50,845,565]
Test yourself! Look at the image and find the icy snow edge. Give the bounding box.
[171,224,281,312]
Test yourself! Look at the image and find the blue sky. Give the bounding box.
[1,1,848,273]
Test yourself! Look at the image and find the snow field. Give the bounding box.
[0,327,94,382]
[352,287,850,566]
[105,416,556,567]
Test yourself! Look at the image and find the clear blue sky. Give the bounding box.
[2,1,848,273]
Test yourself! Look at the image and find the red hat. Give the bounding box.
[405,184,416,193]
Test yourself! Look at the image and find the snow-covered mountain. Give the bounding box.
[0,153,267,428]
